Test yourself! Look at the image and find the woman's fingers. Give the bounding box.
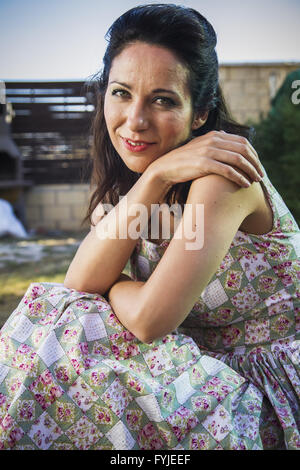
[220,131,262,168]
[203,148,261,184]
[213,131,264,179]
[155,130,263,187]
[202,158,253,188]
[213,142,262,182]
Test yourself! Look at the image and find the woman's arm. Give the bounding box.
[108,174,261,343]
[64,168,171,295]
[64,131,262,296]
[107,277,146,333]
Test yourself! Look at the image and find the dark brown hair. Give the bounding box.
[82,4,253,227]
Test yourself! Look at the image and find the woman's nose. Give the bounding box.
[127,101,149,131]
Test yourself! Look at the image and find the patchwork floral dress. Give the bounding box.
[0,166,299,450]
[176,167,300,450]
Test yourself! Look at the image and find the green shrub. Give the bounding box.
[249,68,300,226]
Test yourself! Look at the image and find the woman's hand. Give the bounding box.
[147,130,264,188]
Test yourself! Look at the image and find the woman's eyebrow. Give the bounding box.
[152,88,179,96]
[109,81,131,89]
[108,81,179,97]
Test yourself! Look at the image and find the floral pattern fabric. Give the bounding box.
[0,164,299,450]
[123,165,300,450]
[174,167,300,450]
[0,283,263,450]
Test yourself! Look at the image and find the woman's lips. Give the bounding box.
[121,137,155,153]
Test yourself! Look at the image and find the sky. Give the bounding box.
[0,0,300,81]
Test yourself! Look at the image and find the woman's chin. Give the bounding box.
[123,158,153,175]
[118,148,166,175]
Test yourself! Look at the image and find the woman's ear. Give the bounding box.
[191,110,209,130]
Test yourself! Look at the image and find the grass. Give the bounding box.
[0,230,88,328]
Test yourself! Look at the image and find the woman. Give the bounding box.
[0,4,299,450]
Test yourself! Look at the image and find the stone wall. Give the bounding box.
[24,184,91,232]
[23,62,300,232]
[219,62,300,124]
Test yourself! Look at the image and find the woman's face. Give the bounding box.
[104,42,198,174]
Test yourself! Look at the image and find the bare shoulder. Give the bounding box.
[189,173,247,192]
[188,174,258,210]
[187,175,273,235]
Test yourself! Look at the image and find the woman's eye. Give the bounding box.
[111,89,129,98]
[154,97,175,106]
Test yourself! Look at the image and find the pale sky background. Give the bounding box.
[0,0,300,81]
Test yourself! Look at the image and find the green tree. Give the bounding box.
[250,68,300,225]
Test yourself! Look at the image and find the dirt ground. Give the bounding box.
[0,230,88,328]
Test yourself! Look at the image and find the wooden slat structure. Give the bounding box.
[4,80,96,184]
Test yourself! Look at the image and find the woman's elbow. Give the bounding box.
[63,276,105,295]
[127,313,155,344]
[63,265,85,291]
[134,330,157,344]
[132,316,165,344]
[133,305,174,344]
[63,277,86,293]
